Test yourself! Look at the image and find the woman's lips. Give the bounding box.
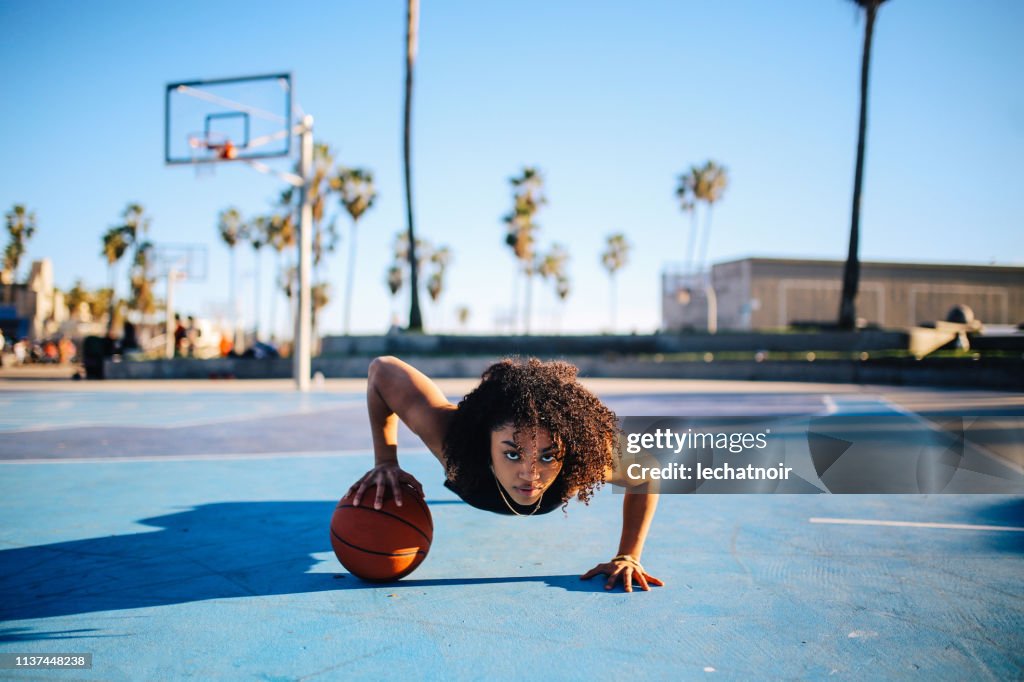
[516,486,541,496]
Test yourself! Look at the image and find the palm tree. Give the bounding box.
[311,281,331,353]
[693,160,728,275]
[129,240,157,322]
[675,170,699,274]
[426,245,451,330]
[538,243,570,333]
[386,263,404,326]
[306,143,337,229]
[283,143,341,330]
[102,203,150,331]
[403,0,424,331]
[217,207,245,342]
[279,264,298,339]
[65,280,91,319]
[455,305,471,331]
[3,204,37,304]
[119,203,151,246]
[333,167,378,335]
[503,167,546,333]
[266,212,296,342]
[390,231,431,330]
[839,0,889,330]
[601,234,631,332]
[245,216,269,340]
[537,243,568,283]
[101,226,128,326]
[92,288,113,321]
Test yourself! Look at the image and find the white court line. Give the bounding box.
[809,517,1024,532]
[0,400,362,435]
[875,395,1024,476]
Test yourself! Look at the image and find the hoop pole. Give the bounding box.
[294,115,314,391]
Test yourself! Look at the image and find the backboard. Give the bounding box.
[153,244,208,281]
[165,73,293,165]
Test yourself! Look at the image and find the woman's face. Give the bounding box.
[490,424,563,505]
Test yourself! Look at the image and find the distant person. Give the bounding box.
[43,339,58,363]
[219,330,233,357]
[174,315,187,357]
[346,356,664,593]
[58,337,76,364]
[186,316,201,357]
[121,321,139,352]
[13,339,27,365]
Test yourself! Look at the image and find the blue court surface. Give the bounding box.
[1,379,1022,680]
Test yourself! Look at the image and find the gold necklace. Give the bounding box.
[493,471,544,516]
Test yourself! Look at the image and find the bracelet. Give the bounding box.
[611,554,645,573]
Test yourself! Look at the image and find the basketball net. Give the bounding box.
[188,133,233,179]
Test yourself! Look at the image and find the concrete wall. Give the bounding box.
[319,330,910,357]
[102,354,1024,391]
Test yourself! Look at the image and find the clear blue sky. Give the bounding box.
[2,0,1022,336]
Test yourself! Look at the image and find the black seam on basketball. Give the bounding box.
[334,505,431,543]
[337,489,433,531]
[408,494,434,529]
[331,528,426,558]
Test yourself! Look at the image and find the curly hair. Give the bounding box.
[443,357,619,507]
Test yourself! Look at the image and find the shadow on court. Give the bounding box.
[0,500,611,625]
[970,497,1024,553]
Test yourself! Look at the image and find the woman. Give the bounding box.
[347,355,663,593]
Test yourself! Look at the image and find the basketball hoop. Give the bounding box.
[188,131,233,177]
[164,72,314,391]
[219,140,238,160]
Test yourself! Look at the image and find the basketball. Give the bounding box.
[330,483,433,582]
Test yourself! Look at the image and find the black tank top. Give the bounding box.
[444,476,567,516]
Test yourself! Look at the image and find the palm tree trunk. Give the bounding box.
[839,1,879,330]
[510,268,520,334]
[610,272,617,333]
[524,265,534,335]
[404,0,423,331]
[343,219,359,335]
[699,206,715,280]
[686,210,699,275]
[230,248,238,345]
[106,263,117,334]
[254,249,262,340]
[270,251,280,343]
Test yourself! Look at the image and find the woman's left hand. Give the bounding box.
[580,557,664,593]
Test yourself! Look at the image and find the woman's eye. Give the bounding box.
[504,451,520,460]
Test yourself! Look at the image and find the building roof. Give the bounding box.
[715,256,1024,274]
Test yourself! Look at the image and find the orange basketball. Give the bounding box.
[330,483,433,582]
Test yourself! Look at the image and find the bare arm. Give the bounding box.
[579,452,664,592]
[617,488,659,564]
[349,356,457,508]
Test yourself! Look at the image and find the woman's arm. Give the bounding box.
[580,487,664,592]
[617,488,659,562]
[349,356,457,509]
[579,451,665,592]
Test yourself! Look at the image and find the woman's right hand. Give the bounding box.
[346,462,424,510]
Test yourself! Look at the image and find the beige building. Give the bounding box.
[0,259,68,340]
[663,257,1024,332]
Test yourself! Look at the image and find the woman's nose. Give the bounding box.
[519,459,539,480]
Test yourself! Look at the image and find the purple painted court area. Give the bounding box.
[0,380,1022,680]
